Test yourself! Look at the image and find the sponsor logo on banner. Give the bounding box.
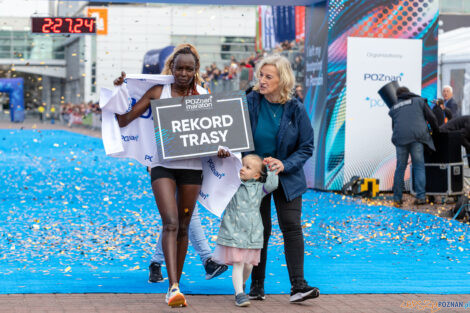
[363,72,404,82]
[207,158,226,179]
[127,97,152,119]
[122,135,139,142]
[199,190,209,200]
[365,97,386,108]
[126,96,134,112]
[366,52,403,59]
[185,96,213,111]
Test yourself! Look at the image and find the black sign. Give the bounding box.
[31,17,96,34]
[151,90,253,161]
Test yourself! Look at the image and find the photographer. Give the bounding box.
[389,86,438,206]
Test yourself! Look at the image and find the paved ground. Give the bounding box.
[3,118,470,312]
[1,293,470,313]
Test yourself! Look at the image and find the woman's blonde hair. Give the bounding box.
[253,54,295,104]
[162,43,202,86]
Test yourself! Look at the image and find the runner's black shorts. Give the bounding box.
[150,166,203,185]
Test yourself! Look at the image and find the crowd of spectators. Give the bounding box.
[34,40,306,129]
[58,101,101,130]
[201,39,305,93]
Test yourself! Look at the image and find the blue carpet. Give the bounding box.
[0,129,469,294]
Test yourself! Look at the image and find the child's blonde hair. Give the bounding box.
[243,154,267,182]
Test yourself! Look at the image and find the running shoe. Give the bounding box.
[166,283,186,307]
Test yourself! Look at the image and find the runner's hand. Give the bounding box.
[217,148,230,158]
[115,113,128,127]
[113,71,126,86]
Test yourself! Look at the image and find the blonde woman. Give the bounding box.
[246,54,319,303]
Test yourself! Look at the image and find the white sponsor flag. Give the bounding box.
[99,74,175,166]
[199,147,242,217]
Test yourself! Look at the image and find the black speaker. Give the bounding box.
[425,131,462,163]
[424,164,463,194]
[378,81,400,109]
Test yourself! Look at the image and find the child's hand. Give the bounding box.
[217,148,230,158]
[263,157,284,175]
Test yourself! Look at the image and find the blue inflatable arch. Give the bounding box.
[0,78,25,122]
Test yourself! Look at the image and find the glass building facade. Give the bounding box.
[0,30,65,60]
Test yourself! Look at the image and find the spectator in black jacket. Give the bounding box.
[432,98,453,126]
[389,87,438,206]
[440,115,470,165]
[442,85,459,117]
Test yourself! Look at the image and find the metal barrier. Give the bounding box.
[206,77,243,93]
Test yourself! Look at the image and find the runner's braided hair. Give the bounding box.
[162,43,202,95]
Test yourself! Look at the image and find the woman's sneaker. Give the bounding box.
[290,279,320,303]
[166,283,186,307]
[165,291,187,307]
[248,280,265,300]
[235,292,250,307]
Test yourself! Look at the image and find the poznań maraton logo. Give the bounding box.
[401,299,470,313]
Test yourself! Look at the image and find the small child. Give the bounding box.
[212,154,278,307]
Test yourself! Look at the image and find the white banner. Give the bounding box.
[345,37,422,190]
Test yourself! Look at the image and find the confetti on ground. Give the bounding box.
[0,130,470,294]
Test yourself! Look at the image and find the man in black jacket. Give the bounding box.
[440,115,470,165]
[432,98,453,126]
[389,87,439,206]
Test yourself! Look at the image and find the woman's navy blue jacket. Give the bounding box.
[245,91,314,202]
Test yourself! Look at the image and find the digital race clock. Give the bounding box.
[31,17,96,34]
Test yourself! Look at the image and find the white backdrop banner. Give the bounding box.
[345,37,422,190]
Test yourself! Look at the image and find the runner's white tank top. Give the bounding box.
[150,83,207,170]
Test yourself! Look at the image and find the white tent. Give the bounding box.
[439,27,470,115]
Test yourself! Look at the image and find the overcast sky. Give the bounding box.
[0,0,50,17]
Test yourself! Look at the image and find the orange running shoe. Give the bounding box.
[167,283,185,308]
